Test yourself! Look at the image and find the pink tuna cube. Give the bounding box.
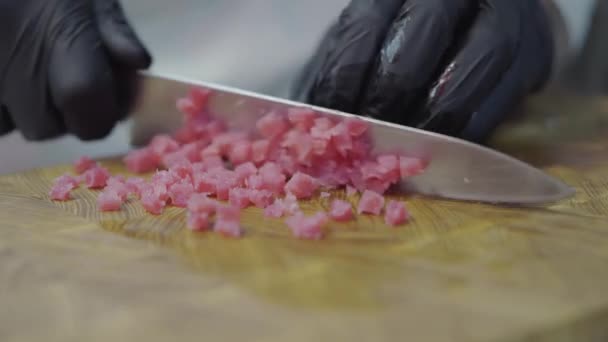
[287,108,317,131]
[228,140,252,165]
[73,156,97,174]
[168,181,195,208]
[329,199,353,222]
[399,156,426,177]
[251,139,270,164]
[285,172,319,199]
[229,188,252,209]
[384,200,410,226]
[187,194,217,215]
[97,189,124,211]
[187,212,210,231]
[264,199,285,218]
[124,148,158,174]
[217,204,241,222]
[235,162,258,184]
[214,219,243,238]
[357,190,385,215]
[343,117,368,137]
[189,87,211,110]
[256,112,288,139]
[248,189,274,208]
[83,166,111,189]
[125,177,146,198]
[285,212,328,240]
[49,175,78,201]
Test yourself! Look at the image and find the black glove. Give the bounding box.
[0,0,151,141]
[292,0,555,143]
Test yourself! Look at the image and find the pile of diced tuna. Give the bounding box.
[49,87,427,239]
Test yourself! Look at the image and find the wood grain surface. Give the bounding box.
[1,89,608,342]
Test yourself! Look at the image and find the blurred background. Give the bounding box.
[0,0,604,174]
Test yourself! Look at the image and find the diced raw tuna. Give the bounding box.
[264,199,285,218]
[277,151,298,176]
[259,162,286,194]
[187,194,217,215]
[180,143,203,163]
[343,117,368,137]
[84,85,428,239]
[214,205,243,238]
[214,219,243,238]
[201,143,221,158]
[399,156,426,177]
[357,190,385,215]
[328,123,353,157]
[73,156,97,174]
[83,166,111,189]
[229,188,252,209]
[384,200,410,226]
[188,87,211,110]
[214,171,240,200]
[49,174,79,201]
[204,120,226,139]
[201,155,224,170]
[248,189,274,208]
[55,174,80,188]
[329,199,353,222]
[97,189,124,211]
[124,148,158,173]
[187,212,210,231]
[245,174,264,190]
[314,117,335,131]
[193,173,215,194]
[234,162,258,183]
[217,204,241,222]
[49,183,75,201]
[151,170,180,187]
[251,139,270,164]
[212,132,248,155]
[285,212,328,240]
[149,134,180,158]
[256,112,288,139]
[282,193,300,215]
[105,177,130,200]
[285,172,319,199]
[168,181,195,208]
[140,183,168,215]
[125,177,146,198]
[176,98,198,119]
[287,108,317,131]
[376,154,401,184]
[168,161,194,179]
[161,151,188,168]
[228,140,251,165]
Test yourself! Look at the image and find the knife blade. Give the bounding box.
[129,70,575,205]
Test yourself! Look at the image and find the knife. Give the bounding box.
[129,70,575,205]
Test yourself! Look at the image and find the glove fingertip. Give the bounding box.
[0,105,15,136]
[96,1,152,69]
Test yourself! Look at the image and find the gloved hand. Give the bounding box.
[292,0,556,143]
[0,0,151,141]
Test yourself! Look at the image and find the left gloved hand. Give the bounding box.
[292,0,556,143]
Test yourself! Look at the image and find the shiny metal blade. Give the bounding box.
[130,70,575,205]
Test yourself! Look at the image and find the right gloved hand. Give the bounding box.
[292,0,556,143]
[0,0,152,141]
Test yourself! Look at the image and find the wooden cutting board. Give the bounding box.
[1,89,608,342]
